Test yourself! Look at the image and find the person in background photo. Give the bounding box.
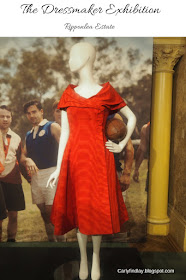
[52,100,61,126]
[108,113,134,201]
[0,129,7,241]
[0,183,7,242]
[23,100,61,242]
[0,105,26,242]
[133,122,150,191]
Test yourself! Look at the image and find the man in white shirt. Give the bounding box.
[0,105,26,242]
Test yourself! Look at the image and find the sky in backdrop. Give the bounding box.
[0,37,153,99]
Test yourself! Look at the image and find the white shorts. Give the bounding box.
[31,166,57,205]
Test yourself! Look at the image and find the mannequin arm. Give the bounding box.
[47,110,70,188]
[105,106,136,153]
[56,110,70,170]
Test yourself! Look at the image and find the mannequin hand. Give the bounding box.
[46,169,60,189]
[105,140,124,153]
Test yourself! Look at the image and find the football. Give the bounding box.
[105,118,127,141]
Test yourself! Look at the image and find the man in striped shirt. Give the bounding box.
[0,105,26,242]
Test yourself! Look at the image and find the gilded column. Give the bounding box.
[147,43,185,235]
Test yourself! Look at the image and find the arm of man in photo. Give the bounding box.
[15,141,32,182]
[133,125,147,182]
[20,145,39,175]
[50,122,61,143]
[120,139,134,191]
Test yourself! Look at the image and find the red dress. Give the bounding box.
[51,82,128,235]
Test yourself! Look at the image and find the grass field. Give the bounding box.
[1,160,148,243]
[1,179,47,242]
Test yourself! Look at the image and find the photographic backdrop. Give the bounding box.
[0,37,153,242]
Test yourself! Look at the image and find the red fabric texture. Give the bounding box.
[0,162,4,173]
[51,82,128,235]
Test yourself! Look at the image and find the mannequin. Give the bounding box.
[47,42,136,280]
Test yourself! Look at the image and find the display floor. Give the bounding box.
[0,241,185,280]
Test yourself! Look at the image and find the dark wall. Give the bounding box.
[169,45,186,219]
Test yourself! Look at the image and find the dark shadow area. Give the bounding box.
[0,246,152,280]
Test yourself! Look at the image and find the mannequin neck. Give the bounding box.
[78,64,96,87]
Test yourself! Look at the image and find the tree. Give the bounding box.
[94,38,123,85]
[122,74,152,133]
[0,43,57,138]
[0,38,152,140]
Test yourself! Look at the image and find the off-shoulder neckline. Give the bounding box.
[69,82,110,100]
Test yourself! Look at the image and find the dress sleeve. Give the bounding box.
[58,86,78,110]
[105,85,126,114]
[57,90,67,110]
